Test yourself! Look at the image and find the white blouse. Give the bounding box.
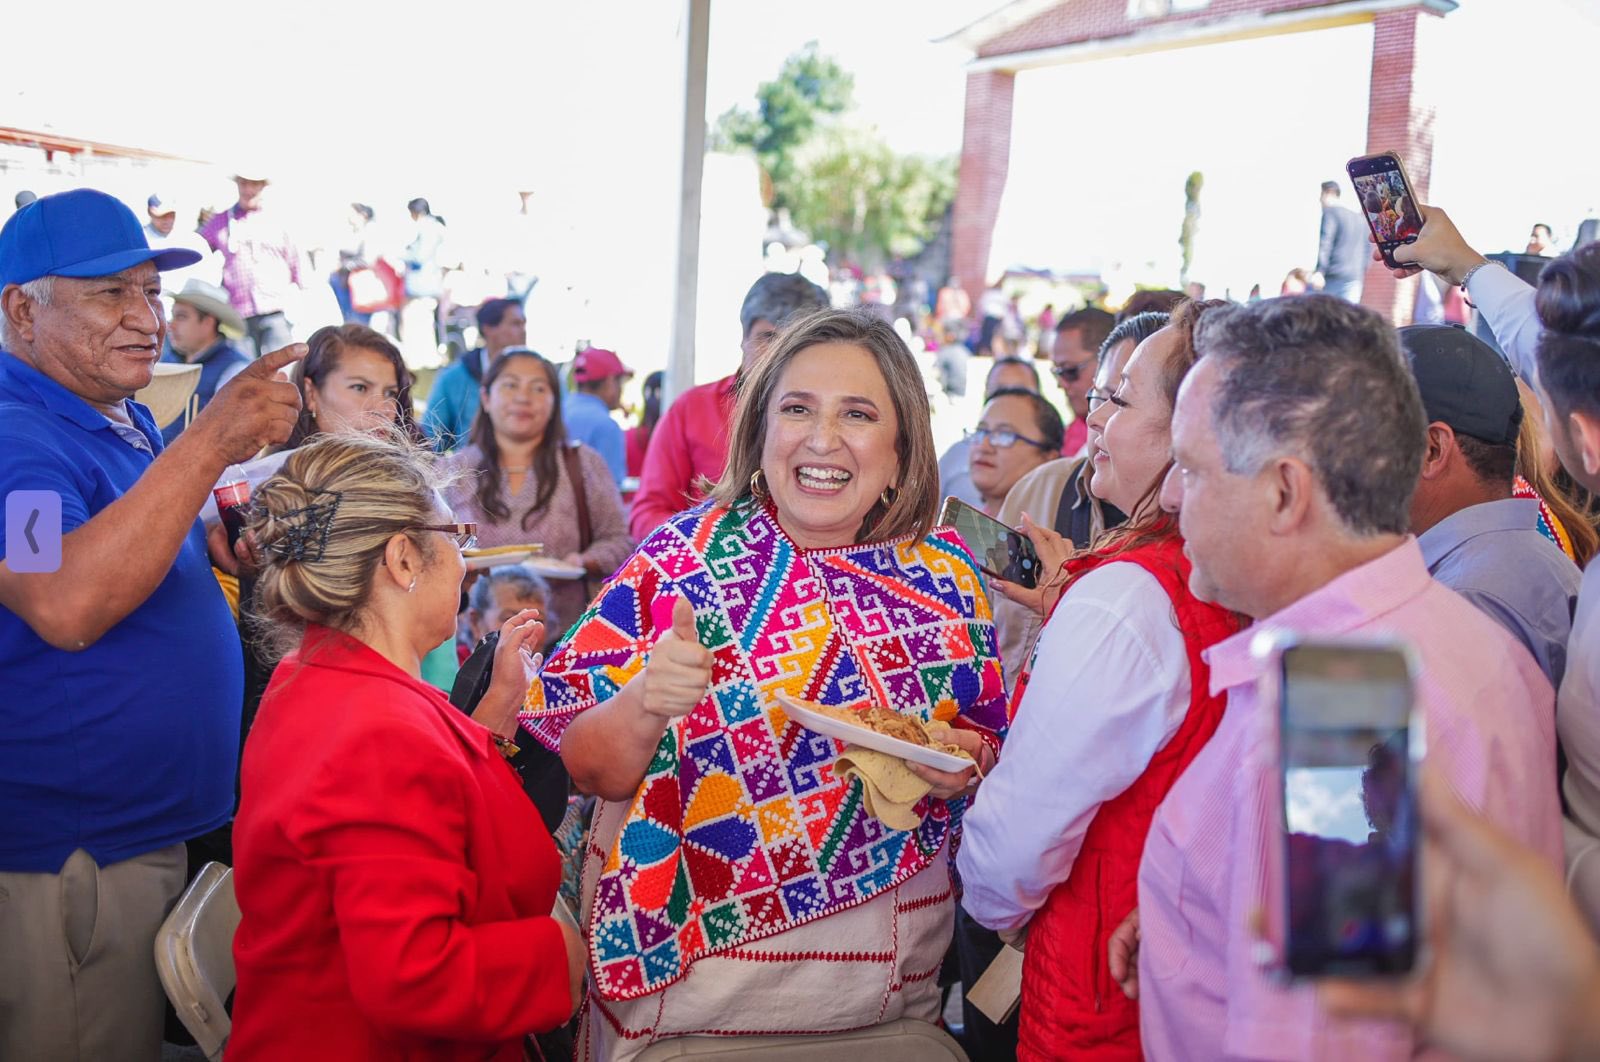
[957,561,1191,931]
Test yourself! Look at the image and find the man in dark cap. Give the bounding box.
[1402,324,1581,688]
[0,188,305,1060]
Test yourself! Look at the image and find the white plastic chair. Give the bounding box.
[154,861,239,1061]
[632,1018,968,1061]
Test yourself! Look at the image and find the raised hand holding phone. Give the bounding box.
[640,595,713,721]
[1345,152,1425,270]
[1371,204,1489,286]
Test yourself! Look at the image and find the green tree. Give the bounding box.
[783,125,956,269]
[1179,170,1203,288]
[712,41,854,210]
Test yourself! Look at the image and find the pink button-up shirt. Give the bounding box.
[201,204,307,319]
[1138,539,1561,1061]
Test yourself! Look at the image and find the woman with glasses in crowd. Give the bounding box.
[958,300,1245,1061]
[968,387,1064,515]
[228,430,583,1060]
[520,308,1007,1059]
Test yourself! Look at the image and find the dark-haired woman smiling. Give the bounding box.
[439,348,632,635]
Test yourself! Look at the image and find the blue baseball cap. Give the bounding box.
[0,188,202,289]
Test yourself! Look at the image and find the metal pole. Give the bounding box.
[666,0,710,406]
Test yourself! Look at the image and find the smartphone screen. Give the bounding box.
[938,496,1041,589]
[1279,641,1418,978]
[1345,152,1424,269]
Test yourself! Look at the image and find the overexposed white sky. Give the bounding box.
[2,0,1595,363]
[989,0,1600,295]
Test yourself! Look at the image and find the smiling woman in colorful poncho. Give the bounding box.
[521,307,1008,1059]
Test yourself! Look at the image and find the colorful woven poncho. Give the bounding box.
[522,501,1007,1001]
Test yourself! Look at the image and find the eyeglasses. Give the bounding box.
[1086,387,1113,411]
[409,522,479,550]
[1052,362,1092,384]
[968,427,1054,451]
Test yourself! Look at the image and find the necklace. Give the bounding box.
[502,466,531,474]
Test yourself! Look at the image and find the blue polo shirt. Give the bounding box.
[0,352,242,872]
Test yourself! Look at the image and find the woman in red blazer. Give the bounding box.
[229,431,584,1061]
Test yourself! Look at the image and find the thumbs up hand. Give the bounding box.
[640,595,714,721]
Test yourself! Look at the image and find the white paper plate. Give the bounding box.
[464,548,536,571]
[775,692,973,773]
[525,557,588,581]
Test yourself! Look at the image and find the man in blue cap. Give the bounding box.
[0,188,305,1061]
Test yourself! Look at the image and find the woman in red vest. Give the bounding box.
[958,299,1244,1061]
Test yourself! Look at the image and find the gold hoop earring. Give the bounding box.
[880,485,896,507]
[750,468,768,499]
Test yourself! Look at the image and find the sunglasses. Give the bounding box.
[409,522,479,550]
[1052,363,1093,384]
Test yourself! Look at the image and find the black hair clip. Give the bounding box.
[262,489,343,563]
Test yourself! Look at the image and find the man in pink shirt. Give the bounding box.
[199,170,310,359]
[628,272,827,541]
[1128,295,1561,1060]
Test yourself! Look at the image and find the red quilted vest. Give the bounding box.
[1012,535,1242,1062]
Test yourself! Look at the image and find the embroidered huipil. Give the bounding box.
[522,501,1007,1001]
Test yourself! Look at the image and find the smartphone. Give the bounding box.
[1345,152,1425,269]
[939,496,1040,589]
[1278,639,1421,978]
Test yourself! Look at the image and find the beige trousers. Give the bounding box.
[0,844,187,1062]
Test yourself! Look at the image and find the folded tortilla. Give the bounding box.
[834,746,930,830]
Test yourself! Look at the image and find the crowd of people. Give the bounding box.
[2,173,1600,1062]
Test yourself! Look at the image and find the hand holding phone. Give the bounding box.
[1370,204,1491,287]
[1278,639,1420,979]
[1346,152,1425,270]
[939,496,1041,589]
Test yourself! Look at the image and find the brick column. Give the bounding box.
[1362,7,1445,325]
[951,69,1015,311]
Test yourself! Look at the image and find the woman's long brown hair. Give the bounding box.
[280,324,425,452]
[468,350,567,531]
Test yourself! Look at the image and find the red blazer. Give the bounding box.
[230,626,572,1061]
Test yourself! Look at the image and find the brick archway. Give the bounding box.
[944,0,1458,323]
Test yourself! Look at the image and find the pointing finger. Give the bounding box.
[246,343,308,378]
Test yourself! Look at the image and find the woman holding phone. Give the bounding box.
[957,300,1244,1060]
